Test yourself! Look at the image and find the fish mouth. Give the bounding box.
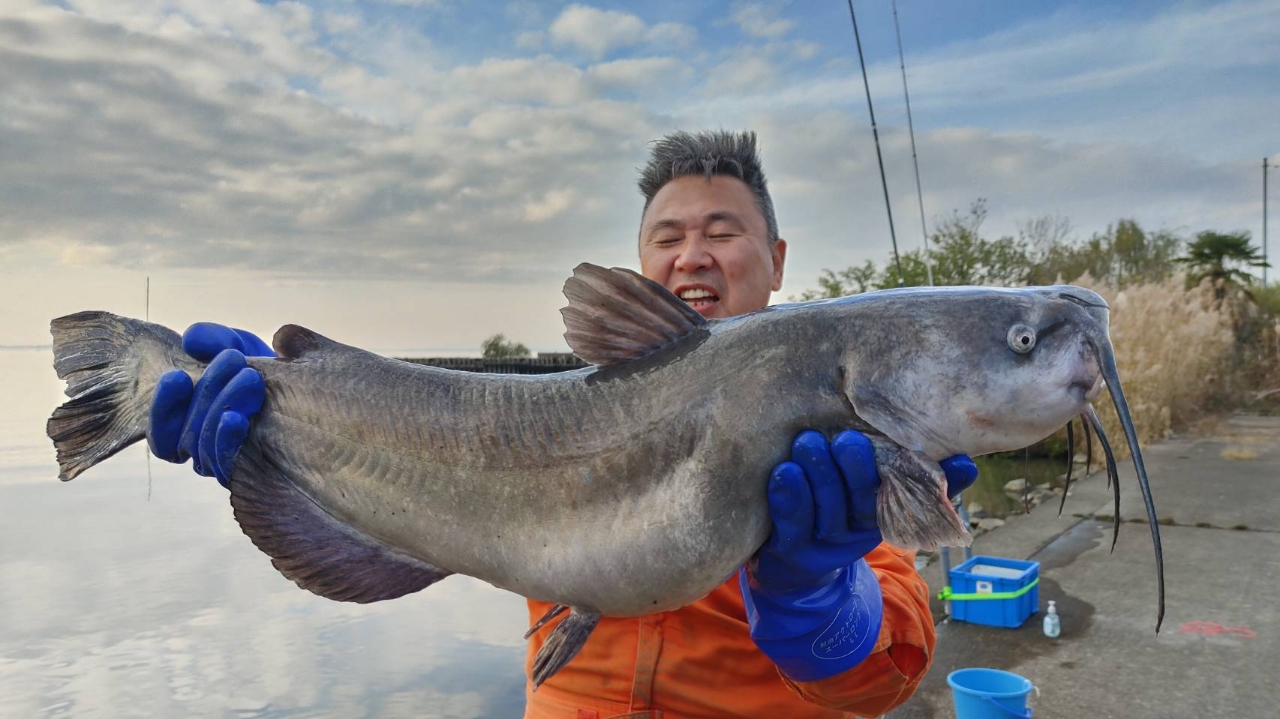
[1068,345,1104,403]
[1072,373,1104,402]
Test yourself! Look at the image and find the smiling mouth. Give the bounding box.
[678,288,720,313]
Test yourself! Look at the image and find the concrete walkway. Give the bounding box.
[887,413,1280,719]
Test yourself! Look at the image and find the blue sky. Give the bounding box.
[1,0,1277,350]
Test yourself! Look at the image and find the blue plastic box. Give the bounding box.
[947,555,1040,629]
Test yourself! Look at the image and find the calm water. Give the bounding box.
[968,453,1069,517]
[0,348,528,719]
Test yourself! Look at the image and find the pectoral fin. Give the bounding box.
[869,437,972,552]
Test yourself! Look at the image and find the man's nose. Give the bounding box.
[673,235,713,273]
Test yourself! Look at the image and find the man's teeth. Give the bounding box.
[680,289,716,300]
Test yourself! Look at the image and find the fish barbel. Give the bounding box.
[45,263,1164,687]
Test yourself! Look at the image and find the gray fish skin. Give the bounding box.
[45,266,1127,686]
[47,279,1104,610]
[269,289,1104,618]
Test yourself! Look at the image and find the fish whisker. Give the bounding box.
[1085,405,1121,554]
[1058,418,1075,518]
[1083,412,1094,477]
[1086,333,1166,634]
[1022,446,1032,513]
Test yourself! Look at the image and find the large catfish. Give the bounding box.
[45,263,1164,687]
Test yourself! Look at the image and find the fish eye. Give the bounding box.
[1007,324,1036,354]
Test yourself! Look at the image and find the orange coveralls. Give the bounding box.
[523,542,935,718]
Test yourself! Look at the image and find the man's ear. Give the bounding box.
[771,238,787,291]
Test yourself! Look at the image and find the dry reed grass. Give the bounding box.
[1068,272,1237,457]
[1220,446,1260,460]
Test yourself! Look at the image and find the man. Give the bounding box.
[150,129,976,718]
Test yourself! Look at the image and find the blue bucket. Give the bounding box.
[947,668,1035,719]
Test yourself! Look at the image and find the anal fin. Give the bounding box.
[530,608,601,690]
[229,444,452,603]
[524,603,568,639]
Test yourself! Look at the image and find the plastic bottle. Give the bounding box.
[1043,600,1061,638]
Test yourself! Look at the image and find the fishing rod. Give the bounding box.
[892,0,933,287]
[145,275,153,501]
[846,0,904,285]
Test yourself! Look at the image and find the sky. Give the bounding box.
[1,0,1278,353]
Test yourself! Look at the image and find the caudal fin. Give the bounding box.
[46,311,189,481]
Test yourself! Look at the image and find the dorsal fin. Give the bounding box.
[560,263,708,366]
[272,325,339,360]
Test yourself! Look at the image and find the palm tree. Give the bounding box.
[1174,231,1270,301]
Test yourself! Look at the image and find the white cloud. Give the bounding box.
[505,0,542,26]
[540,6,694,60]
[523,188,576,222]
[323,11,361,35]
[548,4,646,59]
[889,0,1280,129]
[274,1,314,40]
[4,0,43,12]
[588,56,691,90]
[729,1,795,38]
[746,109,1260,296]
[790,40,820,61]
[327,18,444,89]
[644,21,697,49]
[48,0,332,83]
[452,57,588,105]
[0,4,666,294]
[706,54,779,93]
[686,0,1280,165]
[515,29,543,51]
[57,241,116,266]
[0,0,1274,353]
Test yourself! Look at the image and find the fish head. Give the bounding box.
[834,284,1163,633]
[842,285,1113,460]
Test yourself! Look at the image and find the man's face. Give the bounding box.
[638,175,787,319]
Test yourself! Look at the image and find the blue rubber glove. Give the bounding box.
[147,323,273,488]
[739,429,978,682]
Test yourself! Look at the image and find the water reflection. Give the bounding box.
[0,348,528,719]
[967,452,1069,516]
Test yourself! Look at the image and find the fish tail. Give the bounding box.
[870,438,973,552]
[46,311,188,481]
